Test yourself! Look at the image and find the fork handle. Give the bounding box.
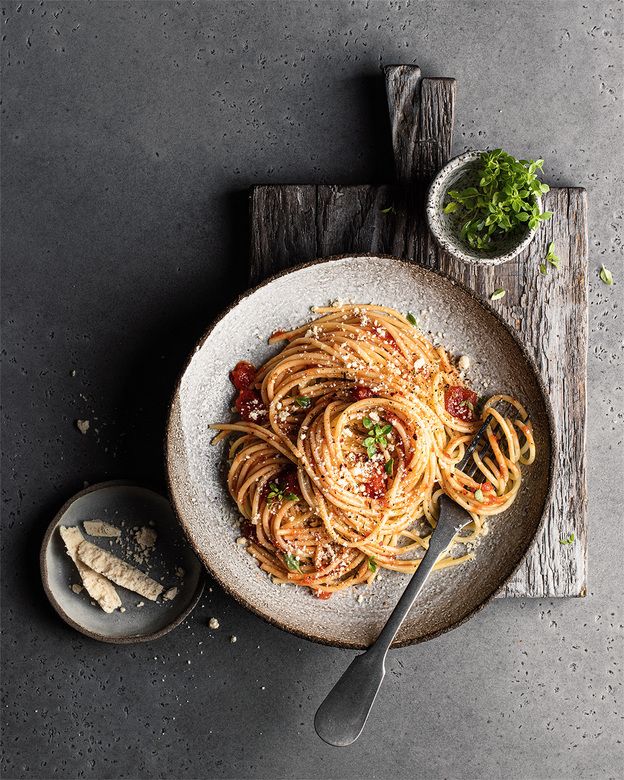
[374,519,456,651]
[314,521,455,746]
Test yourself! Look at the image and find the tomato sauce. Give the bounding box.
[351,385,376,401]
[314,590,332,600]
[280,468,300,496]
[229,360,256,391]
[234,388,267,422]
[444,385,478,422]
[364,461,387,499]
[240,520,257,542]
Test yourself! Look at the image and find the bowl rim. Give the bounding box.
[40,479,205,644]
[426,149,542,266]
[165,253,557,650]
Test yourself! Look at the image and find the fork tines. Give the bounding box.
[458,400,517,480]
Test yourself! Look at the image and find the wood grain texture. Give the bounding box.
[248,66,588,597]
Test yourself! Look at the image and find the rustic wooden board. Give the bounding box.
[249,66,588,598]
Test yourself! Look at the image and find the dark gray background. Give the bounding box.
[2,2,623,778]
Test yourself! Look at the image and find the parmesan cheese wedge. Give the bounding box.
[59,526,122,614]
[83,520,121,538]
[77,540,163,601]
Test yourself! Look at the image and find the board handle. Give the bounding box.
[384,65,456,183]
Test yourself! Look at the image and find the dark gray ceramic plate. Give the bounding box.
[167,255,555,649]
[41,481,204,643]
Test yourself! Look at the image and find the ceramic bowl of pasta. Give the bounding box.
[167,255,555,648]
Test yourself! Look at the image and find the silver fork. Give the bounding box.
[314,407,507,746]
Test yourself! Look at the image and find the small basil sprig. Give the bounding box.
[295,396,311,408]
[368,557,378,573]
[362,417,393,458]
[540,241,559,274]
[444,149,552,250]
[284,553,303,572]
[267,482,298,503]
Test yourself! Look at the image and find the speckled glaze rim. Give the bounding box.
[40,480,205,645]
[426,150,542,266]
[166,254,557,650]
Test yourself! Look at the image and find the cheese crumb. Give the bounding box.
[458,355,471,371]
[71,583,83,594]
[135,526,157,549]
[230,635,237,643]
[83,520,121,538]
[76,419,90,435]
[209,617,220,629]
[163,587,178,601]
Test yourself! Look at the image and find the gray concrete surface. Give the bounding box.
[1,1,623,778]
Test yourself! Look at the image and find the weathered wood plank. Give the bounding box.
[248,66,588,597]
[249,186,317,287]
[500,188,588,596]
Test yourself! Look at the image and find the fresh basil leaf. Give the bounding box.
[600,264,613,285]
[284,553,302,572]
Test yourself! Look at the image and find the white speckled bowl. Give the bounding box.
[167,255,555,649]
[426,150,542,266]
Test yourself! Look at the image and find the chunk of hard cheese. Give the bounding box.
[77,540,163,601]
[59,526,122,614]
[83,520,121,538]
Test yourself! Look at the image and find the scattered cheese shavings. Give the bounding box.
[209,617,220,629]
[76,419,90,434]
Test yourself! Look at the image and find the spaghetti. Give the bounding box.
[211,304,535,598]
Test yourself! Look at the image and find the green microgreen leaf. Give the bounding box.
[559,532,575,546]
[362,417,393,458]
[385,458,394,475]
[544,241,560,271]
[443,149,552,250]
[380,206,396,214]
[474,488,484,502]
[490,288,506,301]
[539,263,548,275]
[599,264,613,286]
[368,557,378,573]
[284,553,303,572]
[295,396,311,408]
[406,312,418,326]
[267,481,298,504]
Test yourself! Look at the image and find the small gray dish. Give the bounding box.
[40,481,204,643]
[426,150,542,266]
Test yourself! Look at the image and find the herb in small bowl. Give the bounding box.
[426,149,552,265]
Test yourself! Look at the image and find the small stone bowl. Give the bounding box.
[426,150,542,266]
